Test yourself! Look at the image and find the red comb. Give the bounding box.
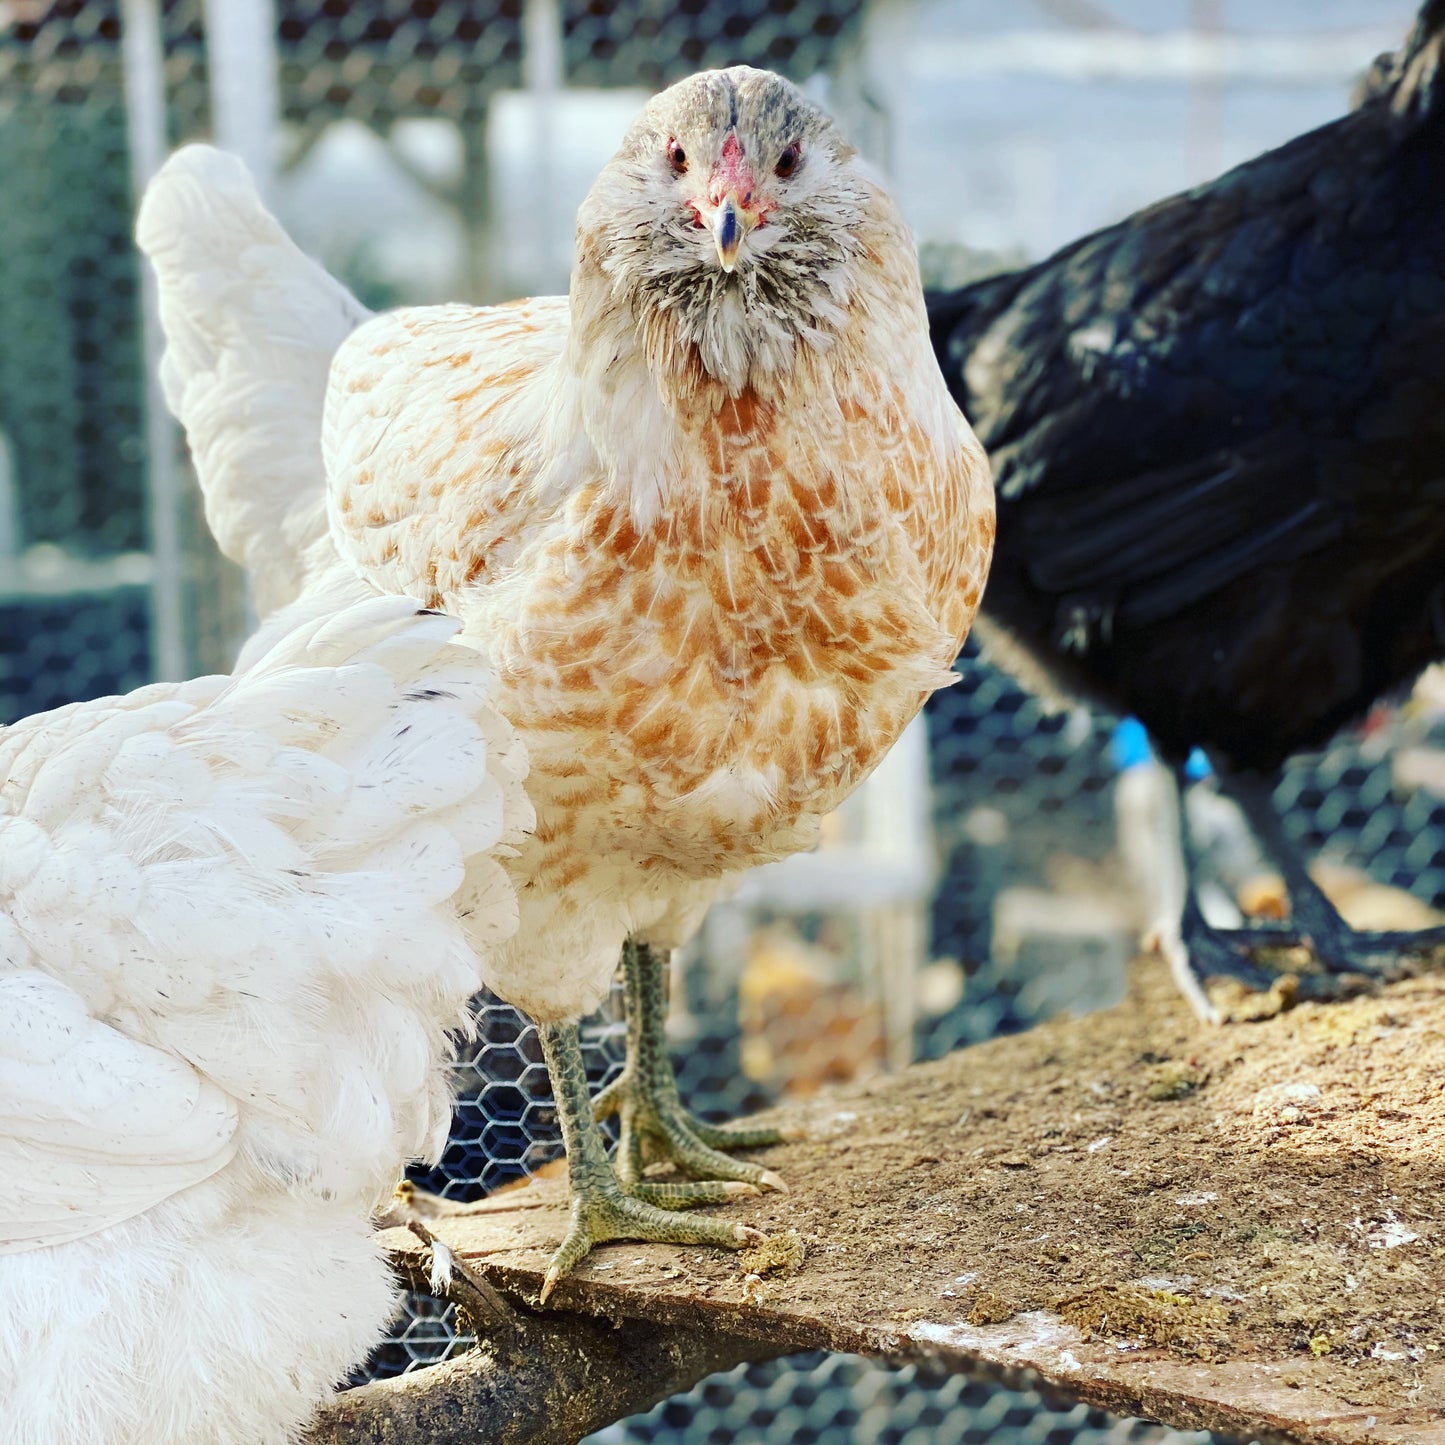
[712,132,754,202]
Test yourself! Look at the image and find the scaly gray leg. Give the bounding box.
[592,940,791,1198]
[537,1019,762,1304]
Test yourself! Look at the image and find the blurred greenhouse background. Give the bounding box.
[3,1,1442,1442]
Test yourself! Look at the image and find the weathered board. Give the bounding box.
[382,964,1445,1445]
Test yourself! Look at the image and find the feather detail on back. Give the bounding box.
[0,593,528,1246]
[136,145,371,614]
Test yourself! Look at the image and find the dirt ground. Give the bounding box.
[755,965,1445,1378]
[392,960,1445,1443]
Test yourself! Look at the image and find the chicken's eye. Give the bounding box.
[667,140,687,175]
[775,143,801,179]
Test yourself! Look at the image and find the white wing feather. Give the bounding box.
[0,594,531,1252]
[135,144,371,615]
[0,973,237,1253]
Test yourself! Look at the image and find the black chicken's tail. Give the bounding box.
[1355,0,1445,128]
[1396,0,1445,124]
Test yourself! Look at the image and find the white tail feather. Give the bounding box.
[136,144,370,615]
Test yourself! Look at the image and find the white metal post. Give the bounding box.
[202,0,281,637]
[524,0,564,283]
[0,432,18,563]
[120,0,187,682]
[201,0,281,200]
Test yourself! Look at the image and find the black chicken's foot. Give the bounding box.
[1226,770,1442,978]
[1267,874,1444,977]
[1166,765,1443,1020]
[1174,894,1377,1003]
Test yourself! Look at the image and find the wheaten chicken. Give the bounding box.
[139,65,993,1294]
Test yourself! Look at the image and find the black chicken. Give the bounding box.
[928,1,1445,1011]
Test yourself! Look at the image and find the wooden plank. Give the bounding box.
[384,964,1445,1445]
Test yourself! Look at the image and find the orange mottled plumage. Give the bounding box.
[322,222,991,1022]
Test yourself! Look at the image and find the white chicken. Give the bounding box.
[0,594,530,1445]
[138,66,994,1295]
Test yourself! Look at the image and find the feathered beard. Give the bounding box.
[601,195,871,399]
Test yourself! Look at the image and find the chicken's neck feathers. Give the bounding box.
[557,200,941,537]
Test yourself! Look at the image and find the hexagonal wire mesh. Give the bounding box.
[3,2,1440,1442]
[594,1353,1218,1445]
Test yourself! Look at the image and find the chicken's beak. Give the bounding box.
[709,193,758,273]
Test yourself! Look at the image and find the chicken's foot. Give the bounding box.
[1225,769,1445,977]
[593,940,793,1196]
[1171,767,1442,1015]
[537,1019,762,1303]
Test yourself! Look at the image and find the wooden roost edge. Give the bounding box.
[339,963,1445,1445]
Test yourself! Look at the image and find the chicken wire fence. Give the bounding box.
[3,1,1442,1441]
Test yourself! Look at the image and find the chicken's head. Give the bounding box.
[575,66,895,397]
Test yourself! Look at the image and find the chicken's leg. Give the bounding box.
[592,940,789,1198]
[1171,766,1443,1011]
[537,1019,761,1303]
[1225,769,1445,976]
